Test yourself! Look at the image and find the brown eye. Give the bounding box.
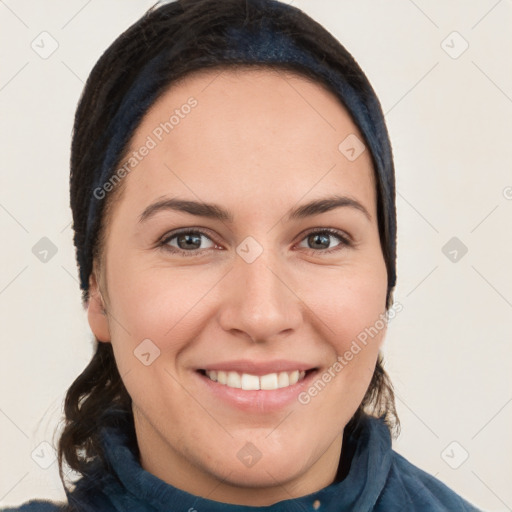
[297,229,351,254]
[160,229,217,256]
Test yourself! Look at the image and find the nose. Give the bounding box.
[217,248,303,344]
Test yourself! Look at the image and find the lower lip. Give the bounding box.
[195,370,318,413]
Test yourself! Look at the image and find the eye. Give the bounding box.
[158,227,352,257]
[296,228,352,254]
[159,229,218,256]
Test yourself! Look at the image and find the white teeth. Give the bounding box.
[217,370,227,385]
[289,370,299,385]
[277,371,289,388]
[227,371,242,388]
[260,373,278,390]
[204,369,308,390]
[241,373,260,390]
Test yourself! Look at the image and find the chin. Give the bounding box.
[211,458,306,489]
[209,436,313,485]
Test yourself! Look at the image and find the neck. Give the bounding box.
[133,407,344,506]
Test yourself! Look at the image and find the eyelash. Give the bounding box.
[157,227,352,257]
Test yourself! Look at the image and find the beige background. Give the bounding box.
[1,1,511,510]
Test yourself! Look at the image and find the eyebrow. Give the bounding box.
[138,194,371,224]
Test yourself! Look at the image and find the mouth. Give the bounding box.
[193,359,320,412]
[196,368,317,391]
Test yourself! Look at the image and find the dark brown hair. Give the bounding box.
[60,0,400,494]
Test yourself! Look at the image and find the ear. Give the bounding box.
[87,269,111,343]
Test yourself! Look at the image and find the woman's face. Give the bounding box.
[88,68,388,505]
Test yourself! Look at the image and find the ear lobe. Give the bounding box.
[87,271,111,343]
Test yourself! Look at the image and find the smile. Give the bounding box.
[201,369,308,390]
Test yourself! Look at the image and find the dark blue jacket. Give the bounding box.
[1,410,482,511]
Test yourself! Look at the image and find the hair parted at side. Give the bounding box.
[61,0,400,495]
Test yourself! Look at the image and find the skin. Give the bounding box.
[87,67,388,506]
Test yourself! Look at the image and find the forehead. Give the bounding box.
[113,66,376,218]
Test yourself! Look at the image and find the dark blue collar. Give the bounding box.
[70,409,393,511]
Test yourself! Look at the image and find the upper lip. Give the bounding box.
[198,359,316,376]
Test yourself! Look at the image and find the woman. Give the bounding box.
[3,0,482,510]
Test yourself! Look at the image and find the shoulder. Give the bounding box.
[0,499,66,512]
[375,450,483,511]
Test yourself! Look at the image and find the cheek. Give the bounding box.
[301,262,387,397]
[105,233,387,374]
[105,256,220,349]
[306,261,387,343]
[104,264,210,411]
[107,242,387,345]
